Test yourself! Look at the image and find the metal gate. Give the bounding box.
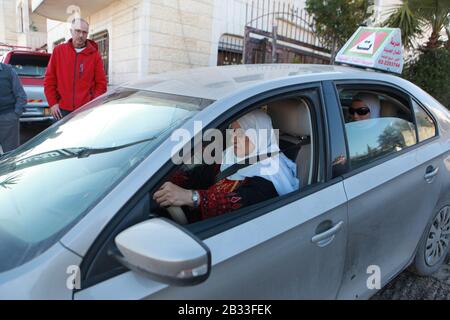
[244,0,331,65]
[217,34,244,66]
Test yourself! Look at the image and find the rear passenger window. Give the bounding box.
[412,100,436,142]
[337,87,417,170]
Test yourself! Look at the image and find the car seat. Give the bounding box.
[268,98,313,188]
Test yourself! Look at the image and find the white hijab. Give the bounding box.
[220,110,299,196]
[353,92,381,118]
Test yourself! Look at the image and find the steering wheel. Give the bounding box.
[166,206,189,225]
[164,150,205,225]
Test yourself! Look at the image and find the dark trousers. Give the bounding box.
[61,109,72,117]
[0,110,20,153]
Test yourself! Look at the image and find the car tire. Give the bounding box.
[410,204,450,276]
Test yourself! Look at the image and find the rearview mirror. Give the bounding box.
[115,218,211,286]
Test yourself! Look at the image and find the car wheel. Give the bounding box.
[411,205,450,276]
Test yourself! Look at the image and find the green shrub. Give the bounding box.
[402,48,450,109]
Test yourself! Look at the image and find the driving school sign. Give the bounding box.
[335,27,403,74]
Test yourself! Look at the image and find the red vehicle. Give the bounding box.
[0,46,52,123]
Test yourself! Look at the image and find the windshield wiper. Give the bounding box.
[74,136,159,158]
[0,136,157,176]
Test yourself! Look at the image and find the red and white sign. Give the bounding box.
[335,27,404,74]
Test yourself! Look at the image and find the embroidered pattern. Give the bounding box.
[197,178,244,219]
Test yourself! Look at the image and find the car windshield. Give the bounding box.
[9,54,49,77]
[0,88,212,273]
[12,65,47,77]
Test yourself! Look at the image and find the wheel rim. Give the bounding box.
[425,206,450,267]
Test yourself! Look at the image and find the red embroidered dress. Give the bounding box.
[169,164,278,221]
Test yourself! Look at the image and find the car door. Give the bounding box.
[150,182,349,300]
[74,181,348,300]
[334,82,443,299]
[74,84,349,299]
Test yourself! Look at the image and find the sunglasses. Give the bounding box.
[349,106,371,116]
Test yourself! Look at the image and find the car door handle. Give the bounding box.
[311,221,344,247]
[424,166,439,183]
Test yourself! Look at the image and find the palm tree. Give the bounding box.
[419,0,450,48]
[384,0,450,49]
[383,1,423,49]
[446,20,450,49]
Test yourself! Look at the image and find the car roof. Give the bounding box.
[6,50,50,57]
[124,64,387,101]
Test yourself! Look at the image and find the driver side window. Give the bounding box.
[150,90,321,229]
[153,97,318,225]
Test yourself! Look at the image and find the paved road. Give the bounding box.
[372,255,450,300]
[15,124,450,300]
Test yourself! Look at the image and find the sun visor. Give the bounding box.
[335,27,403,74]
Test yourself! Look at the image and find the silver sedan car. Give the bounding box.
[0,64,449,299]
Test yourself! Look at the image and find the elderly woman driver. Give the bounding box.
[153,109,299,223]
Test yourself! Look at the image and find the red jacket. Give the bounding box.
[44,39,107,111]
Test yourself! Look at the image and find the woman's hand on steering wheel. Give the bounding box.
[153,182,194,208]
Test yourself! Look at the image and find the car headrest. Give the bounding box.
[267,98,311,138]
[380,100,398,117]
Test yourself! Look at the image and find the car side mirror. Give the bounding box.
[115,218,211,286]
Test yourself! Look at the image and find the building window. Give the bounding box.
[91,30,109,82]
[217,34,243,66]
[17,4,24,33]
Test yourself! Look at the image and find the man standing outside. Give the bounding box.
[0,62,27,153]
[44,18,107,120]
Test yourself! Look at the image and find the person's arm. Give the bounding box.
[167,170,190,188]
[153,165,221,209]
[167,164,218,189]
[92,53,107,98]
[197,176,278,220]
[44,47,60,108]
[10,68,27,116]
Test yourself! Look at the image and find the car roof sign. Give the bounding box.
[335,27,403,74]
